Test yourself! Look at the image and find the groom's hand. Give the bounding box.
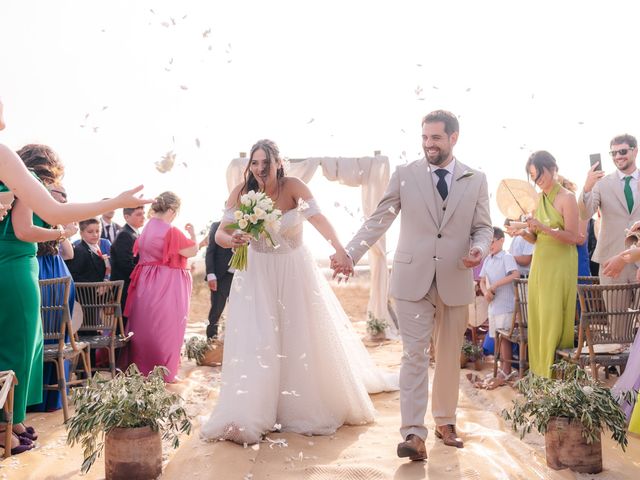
[330,252,354,283]
[461,247,482,268]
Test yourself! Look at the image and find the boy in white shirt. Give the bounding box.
[480,227,520,378]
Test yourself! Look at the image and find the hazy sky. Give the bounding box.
[1,0,639,257]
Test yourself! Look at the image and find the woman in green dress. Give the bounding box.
[517,151,580,378]
[0,98,152,454]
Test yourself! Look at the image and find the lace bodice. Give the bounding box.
[223,198,321,254]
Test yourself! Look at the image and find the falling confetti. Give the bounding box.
[202,28,211,38]
[307,118,315,124]
[195,138,201,148]
[179,85,188,90]
[155,150,176,173]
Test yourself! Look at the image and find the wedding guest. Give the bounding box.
[201,139,397,446]
[120,192,198,381]
[479,227,519,379]
[100,203,121,245]
[32,183,78,413]
[204,221,234,338]
[0,96,151,454]
[66,218,110,282]
[515,151,579,378]
[334,111,492,457]
[579,134,640,283]
[110,206,145,326]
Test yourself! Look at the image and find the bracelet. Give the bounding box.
[55,227,66,243]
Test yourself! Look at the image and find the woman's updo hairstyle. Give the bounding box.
[151,191,181,214]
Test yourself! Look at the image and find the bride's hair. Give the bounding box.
[151,191,181,214]
[239,139,284,201]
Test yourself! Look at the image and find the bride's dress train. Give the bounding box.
[200,199,397,444]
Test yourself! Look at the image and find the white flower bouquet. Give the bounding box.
[227,190,282,270]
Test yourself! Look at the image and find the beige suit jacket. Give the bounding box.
[346,159,492,306]
[579,172,640,264]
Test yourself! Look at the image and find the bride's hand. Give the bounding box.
[331,250,354,282]
[231,230,251,248]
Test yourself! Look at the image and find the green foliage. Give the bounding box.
[66,364,192,474]
[501,361,630,450]
[366,311,388,335]
[184,335,214,363]
[461,340,483,360]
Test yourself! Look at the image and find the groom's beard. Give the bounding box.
[425,147,450,166]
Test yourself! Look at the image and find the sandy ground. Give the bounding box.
[2,271,639,479]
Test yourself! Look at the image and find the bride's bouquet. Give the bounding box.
[227,190,282,270]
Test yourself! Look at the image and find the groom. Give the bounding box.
[332,110,492,461]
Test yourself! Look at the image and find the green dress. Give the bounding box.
[0,183,44,424]
[527,182,578,378]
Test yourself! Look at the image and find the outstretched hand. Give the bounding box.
[114,185,154,208]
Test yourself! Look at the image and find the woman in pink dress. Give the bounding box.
[123,191,199,382]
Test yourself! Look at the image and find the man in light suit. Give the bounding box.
[333,110,492,460]
[579,134,640,282]
[204,221,234,338]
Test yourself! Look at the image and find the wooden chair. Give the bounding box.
[0,370,17,458]
[39,277,92,422]
[494,278,529,379]
[556,282,639,378]
[74,281,133,376]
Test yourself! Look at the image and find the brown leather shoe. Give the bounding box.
[397,434,427,461]
[435,424,464,448]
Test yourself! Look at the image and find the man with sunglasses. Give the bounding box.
[579,134,640,287]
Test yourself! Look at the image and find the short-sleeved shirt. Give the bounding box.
[509,236,534,276]
[479,250,518,316]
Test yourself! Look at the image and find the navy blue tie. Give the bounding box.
[435,169,448,200]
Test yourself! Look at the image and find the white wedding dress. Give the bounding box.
[200,198,398,444]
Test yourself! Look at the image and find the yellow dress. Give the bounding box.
[629,402,640,435]
[527,183,578,378]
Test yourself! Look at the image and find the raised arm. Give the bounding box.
[0,144,152,224]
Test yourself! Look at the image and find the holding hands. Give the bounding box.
[330,249,354,282]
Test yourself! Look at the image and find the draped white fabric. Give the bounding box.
[226,156,396,337]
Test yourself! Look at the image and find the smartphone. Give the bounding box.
[590,153,602,171]
[0,191,15,206]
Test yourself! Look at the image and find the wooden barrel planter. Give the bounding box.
[105,426,162,479]
[544,417,602,473]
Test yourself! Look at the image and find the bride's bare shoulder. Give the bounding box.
[281,177,311,197]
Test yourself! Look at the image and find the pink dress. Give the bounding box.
[123,217,194,381]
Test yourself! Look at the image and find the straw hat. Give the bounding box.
[496,179,539,220]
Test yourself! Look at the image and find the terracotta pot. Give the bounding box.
[105,426,162,480]
[544,417,602,473]
[198,340,223,366]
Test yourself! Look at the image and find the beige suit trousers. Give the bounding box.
[396,281,468,441]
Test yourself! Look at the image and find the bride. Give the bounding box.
[200,139,397,445]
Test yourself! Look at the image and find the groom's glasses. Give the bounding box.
[610,148,635,157]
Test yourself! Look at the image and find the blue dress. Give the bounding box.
[28,245,75,412]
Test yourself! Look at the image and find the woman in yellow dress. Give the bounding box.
[515,151,580,378]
